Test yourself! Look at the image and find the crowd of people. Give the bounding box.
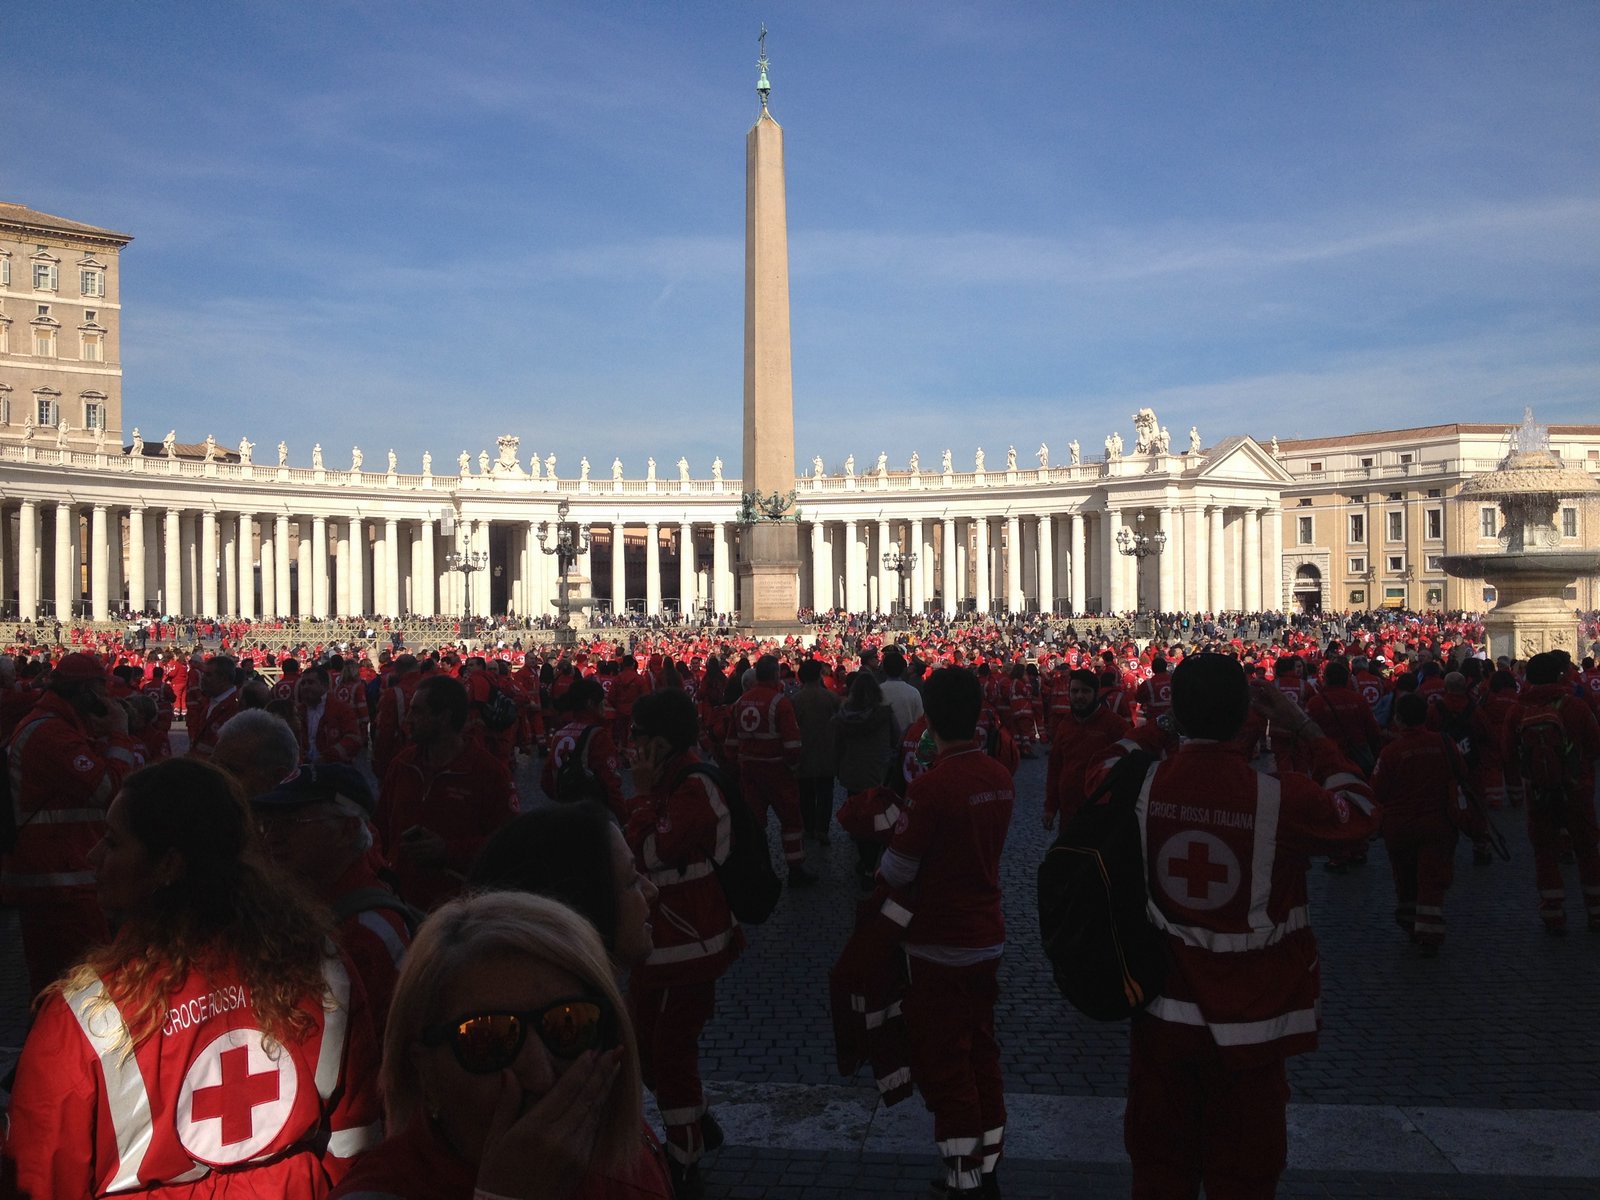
[2,604,1598,1198]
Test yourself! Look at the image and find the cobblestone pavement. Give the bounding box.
[4,741,1598,1198]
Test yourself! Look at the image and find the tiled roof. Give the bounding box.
[1277,423,1600,451]
[0,202,132,244]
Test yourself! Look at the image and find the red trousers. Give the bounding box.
[1527,783,1600,929]
[1125,1016,1290,1200]
[629,978,716,1167]
[903,955,1005,1195]
[1384,828,1456,945]
[740,761,804,865]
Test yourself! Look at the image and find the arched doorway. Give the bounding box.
[1293,564,1322,614]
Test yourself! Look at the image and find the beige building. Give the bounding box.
[1276,423,1600,615]
[0,202,131,448]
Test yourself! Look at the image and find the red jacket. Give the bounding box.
[327,857,412,1040]
[188,688,244,759]
[726,682,802,770]
[6,952,381,1198]
[887,742,1014,952]
[1372,726,1465,837]
[2,692,141,906]
[377,741,519,912]
[1045,704,1131,825]
[292,694,364,765]
[624,750,745,988]
[1102,737,1379,1067]
[1306,685,1383,770]
[542,717,626,821]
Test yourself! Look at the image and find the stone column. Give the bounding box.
[974,515,991,614]
[1243,507,1261,612]
[106,512,123,615]
[384,519,401,618]
[910,518,927,613]
[17,501,38,620]
[1104,507,1125,614]
[1260,505,1281,612]
[89,506,110,621]
[348,518,364,617]
[259,521,276,620]
[309,515,327,618]
[296,520,313,619]
[1208,506,1225,613]
[333,520,350,617]
[610,522,627,617]
[954,519,969,610]
[163,509,182,616]
[679,522,695,620]
[842,520,861,613]
[53,502,74,619]
[1004,514,1022,612]
[417,519,436,618]
[127,507,146,614]
[199,510,218,617]
[238,516,254,620]
[474,520,492,617]
[1185,506,1204,612]
[1038,514,1054,615]
[275,516,292,618]
[221,514,238,617]
[1069,513,1085,615]
[711,523,731,614]
[807,522,826,613]
[645,522,662,616]
[940,520,958,614]
[1157,508,1177,613]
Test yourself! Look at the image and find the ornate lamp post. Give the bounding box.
[1115,513,1167,615]
[443,535,487,628]
[538,498,592,643]
[882,548,917,627]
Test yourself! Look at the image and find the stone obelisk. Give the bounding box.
[737,30,801,628]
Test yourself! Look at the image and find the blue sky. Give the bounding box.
[13,2,1599,475]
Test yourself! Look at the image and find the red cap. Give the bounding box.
[53,653,106,684]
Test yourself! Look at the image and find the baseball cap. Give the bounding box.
[252,762,375,817]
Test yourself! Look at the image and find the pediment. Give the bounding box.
[1196,436,1295,484]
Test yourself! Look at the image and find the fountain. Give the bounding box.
[1441,409,1600,661]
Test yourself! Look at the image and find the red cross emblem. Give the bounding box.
[1156,831,1240,911]
[177,1029,299,1165]
[738,704,762,733]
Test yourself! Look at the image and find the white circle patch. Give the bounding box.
[176,1028,299,1165]
[738,704,762,733]
[1156,831,1241,911]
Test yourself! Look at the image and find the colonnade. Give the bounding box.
[0,497,1283,621]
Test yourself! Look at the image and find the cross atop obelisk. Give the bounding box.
[738,25,801,627]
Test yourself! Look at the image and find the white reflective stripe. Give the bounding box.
[26,806,107,825]
[1414,905,1445,916]
[169,1163,210,1183]
[1151,905,1311,953]
[876,1066,911,1093]
[648,861,713,885]
[1250,774,1281,933]
[1324,771,1365,791]
[983,1152,1001,1171]
[872,805,902,832]
[982,1125,1004,1146]
[315,952,351,1101]
[65,977,153,1192]
[1,868,98,888]
[864,1006,895,1030]
[850,994,866,1013]
[660,1103,704,1125]
[327,1120,383,1158]
[947,1167,984,1190]
[705,774,732,868]
[646,927,733,965]
[1146,996,1320,1046]
[355,911,408,969]
[937,1136,982,1156]
[885,999,902,1019]
[106,746,138,766]
[879,898,913,927]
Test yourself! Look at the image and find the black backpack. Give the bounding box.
[481,686,520,733]
[1037,749,1167,1021]
[677,762,782,925]
[555,727,611,805]
[1,718,50,857]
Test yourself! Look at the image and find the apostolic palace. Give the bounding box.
[2,100,1597,634]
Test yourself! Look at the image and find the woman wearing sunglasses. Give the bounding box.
[6,757,383,1198]
[329,890,672,1199]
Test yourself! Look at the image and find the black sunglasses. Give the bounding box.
[421,995,617,1074]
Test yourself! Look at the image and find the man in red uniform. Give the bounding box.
[610,652,653,749]
[727,653,812,884]
[1373,693,1472,953]
[1503,651,1600,933]
[878,667,1014,1199]
[371,653,421,776]
[2,652,141,996]
[626,689,745,1200]
[291,665,364,765]
[187,654,244,760]
[1306,659,1383,776]
[541,677,626,820]
[252,762,412,1036]
[1113,654,1379,1200]
[377,674,519,912]
[1043,669,1130,833]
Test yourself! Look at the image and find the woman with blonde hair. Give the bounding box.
[331,890,671,1199]
[5,757,382,1197]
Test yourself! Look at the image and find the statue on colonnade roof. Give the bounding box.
[239,437,253,465]
[1132,407,1159,454]
[1037,443,1049,469]
[277,440,288,466]
[495,435,523,474]
[1188,426,1201,454]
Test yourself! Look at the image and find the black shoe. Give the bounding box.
[787,865,818,887]
[699,1109,725,1153]
[669,1160,705,1200]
